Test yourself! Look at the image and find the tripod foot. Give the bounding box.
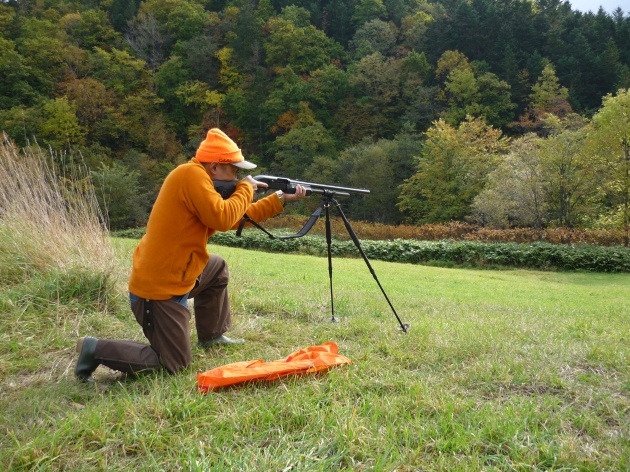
[330,317,341,323]
[398,323,410,332]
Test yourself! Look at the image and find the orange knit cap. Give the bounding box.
[195,128,256,169]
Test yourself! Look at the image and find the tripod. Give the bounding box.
[320,191,409,332]
[239,190,409,333]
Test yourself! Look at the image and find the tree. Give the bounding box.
[349,19,397,59]
[125,12,167,70]
[341,52,403,142]
[58,77,111,145]
[352,0,387,26]
[263,18,343,74]
[530,63,569,114]
[270,103,337,179]
[323,0,357,46]
[60,9,121,51]
[589,89,630,245]
[263,67,310,134]
[475,114,601,229]
[510,63,573,135]
[14,16,69,97]
[400,10,433,51]
[473,134,548,228]
[398,116,509,223]
[137,0,209,44]
[39,97,86,150]
[0,38,39,109]
[91,162,149,230]
[307,65,351,131]
[305,130,422,223]
[539,116,595,228]
[437,50,515,128]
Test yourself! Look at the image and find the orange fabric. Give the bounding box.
[129,158,283,300]
[197,341,352,392]
[195,128,243,164]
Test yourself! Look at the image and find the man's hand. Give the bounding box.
[283,184,308,201]
[241,175,268,192]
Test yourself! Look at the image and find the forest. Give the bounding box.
[1,0,629,236]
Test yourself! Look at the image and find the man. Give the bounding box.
[75,128,307,382]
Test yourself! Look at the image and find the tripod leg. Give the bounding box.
[324,198,338,322]
[333,199,409,332]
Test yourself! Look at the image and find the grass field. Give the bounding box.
[1,238,629,471]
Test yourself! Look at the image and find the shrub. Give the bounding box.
[207,230,630,272]
[257,216,627,246]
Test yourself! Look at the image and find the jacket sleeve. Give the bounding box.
[184,168,255,232]
[230,192,284,230]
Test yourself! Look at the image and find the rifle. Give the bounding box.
[213,175,370,199]
[254,175,370,197]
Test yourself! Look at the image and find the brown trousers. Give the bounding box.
[94,255,231,374]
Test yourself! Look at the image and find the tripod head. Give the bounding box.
[255,175,370,197]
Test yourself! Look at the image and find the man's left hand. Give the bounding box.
[283,184,308,201]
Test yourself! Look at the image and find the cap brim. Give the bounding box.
[231,160,257,170]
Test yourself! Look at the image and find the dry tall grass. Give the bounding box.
[0,134,114,283]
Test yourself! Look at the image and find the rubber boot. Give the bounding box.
[75,336,100,382]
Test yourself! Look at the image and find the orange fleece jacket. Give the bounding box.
[128,158,283,300]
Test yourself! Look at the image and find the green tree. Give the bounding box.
[398,116,509,223]
[138,0,209,44]
[14,16,69,97]
[400,10,433,51]
[263,18,343,74]
[539,116,595,228]
[279,5,311,27]
[341,52,403,142]
[323,0,357,46]
[0,38,39,109]
[589,89,630,245]
[349,19,397,59]
[60,9,121,50]
[39,97,86,150]
[512,63,573,135]
[437,51,515,128]
[270,103,337,179]
[91,162,149,230]
[529,63,569,114]
[307,65,351,131]
[352,0,387,26]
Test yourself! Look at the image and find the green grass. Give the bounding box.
[1,238,630,470]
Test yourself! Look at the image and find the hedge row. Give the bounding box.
[262,216,629,246]
[210,231,630,272]
[112,228,630,272]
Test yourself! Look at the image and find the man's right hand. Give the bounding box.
[240,175,268,192]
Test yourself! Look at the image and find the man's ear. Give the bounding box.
[203,162,218,177]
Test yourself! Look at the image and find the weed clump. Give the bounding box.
[0,134,117,305]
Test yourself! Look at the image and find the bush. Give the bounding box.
[207,230,630,272]
[112,221,630,272]
[257,216,628,246]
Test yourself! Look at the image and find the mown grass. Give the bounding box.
[1,238,629,471]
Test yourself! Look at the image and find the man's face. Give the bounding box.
[211,163,239,181]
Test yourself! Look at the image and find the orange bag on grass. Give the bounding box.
[197,341,352,392]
